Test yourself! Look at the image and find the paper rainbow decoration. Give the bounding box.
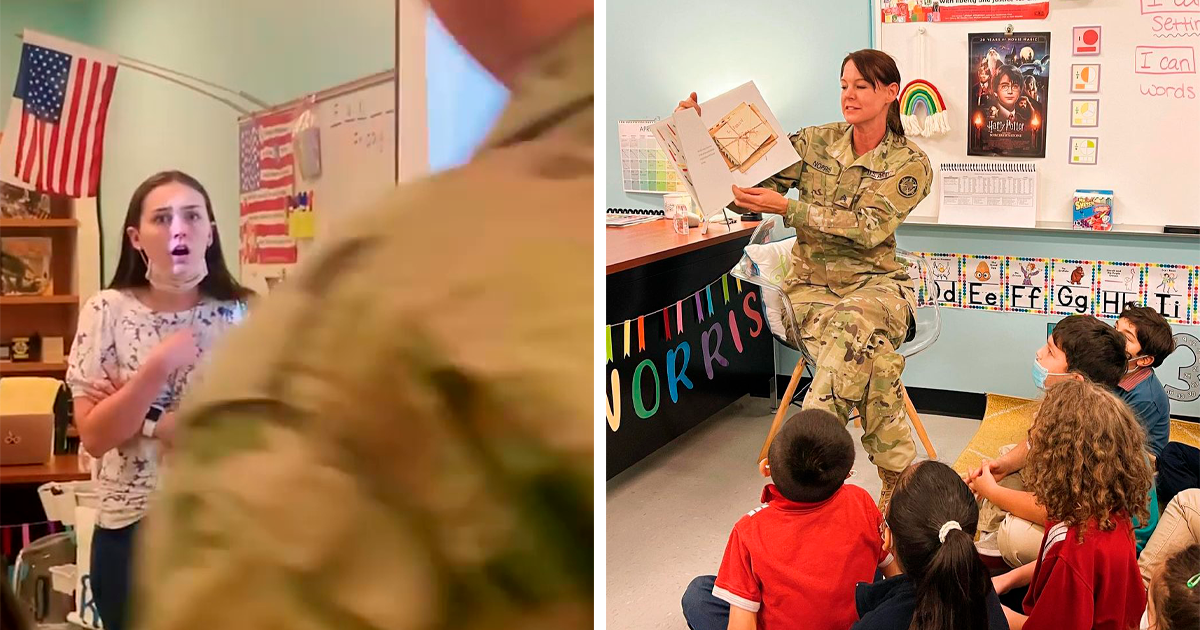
[899,79,950,138]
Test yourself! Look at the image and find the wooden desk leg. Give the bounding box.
[758,358,808,462]
[902,385,937,460]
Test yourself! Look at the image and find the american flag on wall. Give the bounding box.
[238,108,297,267]
[1,30,118,198]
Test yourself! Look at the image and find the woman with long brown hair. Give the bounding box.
[65,170,251,630]
[676,50,933,508]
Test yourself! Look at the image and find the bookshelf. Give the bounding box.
[0,184,81,377]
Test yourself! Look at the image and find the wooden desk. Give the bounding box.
[0,454,89,485]
[606,217,772,478]
[606,218,761,275]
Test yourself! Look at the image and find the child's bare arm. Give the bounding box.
[1002,605,1028,630]
[985,487,1048,524]
[727,605,757,630]
[993,560,1036,594]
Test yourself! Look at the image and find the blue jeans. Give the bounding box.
[91,520,140,630]
[682,575,731,630]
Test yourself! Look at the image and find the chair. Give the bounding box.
[729,215,940,462]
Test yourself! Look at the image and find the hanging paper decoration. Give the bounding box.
[606,325,613,363]
[900,79,950,138]
[638,316,646,352]
[663,307,672,340]
[623,320,631,358]
[722,275,730,303]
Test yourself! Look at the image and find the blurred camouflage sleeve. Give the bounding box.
[133,402,435,630]
[784,151,931,249]
[136,393,592,629]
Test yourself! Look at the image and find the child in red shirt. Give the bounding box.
[991,379,1153,630]
[681,410,895,630]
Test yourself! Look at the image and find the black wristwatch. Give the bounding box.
[142,405,164,439]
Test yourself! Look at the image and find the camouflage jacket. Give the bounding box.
[759,123,931,302]
[133,20,593,630]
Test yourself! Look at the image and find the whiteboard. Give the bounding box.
[876,0,1200,228]
[302,73,396,237]
[239,71,396,293]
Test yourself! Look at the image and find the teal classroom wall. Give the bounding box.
[86,0,395,279]
[3,1,509,279]
[606,0,1200,416]
[0,1,96,125]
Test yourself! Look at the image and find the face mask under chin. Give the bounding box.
[139,250,208,294]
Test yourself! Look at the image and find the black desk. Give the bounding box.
[606,219,773,478]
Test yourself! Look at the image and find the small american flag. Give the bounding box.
[239,109,297,266]
[3,30,117,198]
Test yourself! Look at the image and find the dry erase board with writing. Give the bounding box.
[876,0,1200,229]
[237,71,396,294]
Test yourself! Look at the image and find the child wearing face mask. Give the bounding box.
[967,315,1160,567]
[66,171,252,630]
[1115,305,1175,458]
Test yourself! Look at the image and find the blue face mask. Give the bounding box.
[1032,355,1069,390]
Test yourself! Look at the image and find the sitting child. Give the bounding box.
[852,460,1007,630]
[681,409,894,630]
[991,379,1151,629]
[1142,543,1199,630]
[1115,305,1175,458]
[1139,489,1200,589]
[969,314,1139,567]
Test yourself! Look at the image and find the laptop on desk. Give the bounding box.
[0,377,59,466]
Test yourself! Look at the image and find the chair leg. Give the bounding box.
[759,358,808,462]
[902,385,937,460]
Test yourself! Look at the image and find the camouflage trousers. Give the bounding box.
[787,282,916,472]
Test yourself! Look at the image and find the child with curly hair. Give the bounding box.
[991,379,1152,630]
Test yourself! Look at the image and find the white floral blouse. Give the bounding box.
[66,289,246,530]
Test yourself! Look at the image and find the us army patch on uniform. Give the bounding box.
[864,169,894,180]
[898,175,919,198]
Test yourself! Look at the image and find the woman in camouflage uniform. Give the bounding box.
[678,50,932,508]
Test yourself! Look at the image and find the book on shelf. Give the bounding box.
[1,237,53,296]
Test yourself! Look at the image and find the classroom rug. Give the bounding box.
[950,393,1200,476]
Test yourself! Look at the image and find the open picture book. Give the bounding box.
[651,81,800,217]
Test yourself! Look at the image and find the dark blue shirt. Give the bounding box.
[851,574,1008,630]
[1118,368,1171,457]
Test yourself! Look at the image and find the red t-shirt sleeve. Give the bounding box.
[1022,557,1094,630]
[714,523,762,612]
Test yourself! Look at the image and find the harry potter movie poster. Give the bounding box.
[968,32,1050,158]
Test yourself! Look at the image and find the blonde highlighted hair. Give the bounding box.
[1025,379,1152,540]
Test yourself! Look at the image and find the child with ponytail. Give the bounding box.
[852,460,1007,630]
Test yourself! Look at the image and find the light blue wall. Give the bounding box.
[606,0,871,212]
[85,0,395,279]
[606,0,1200,416]
[0,0,95,124]
[2,2,509,277]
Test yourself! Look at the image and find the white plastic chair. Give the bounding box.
[730,215,940,462]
